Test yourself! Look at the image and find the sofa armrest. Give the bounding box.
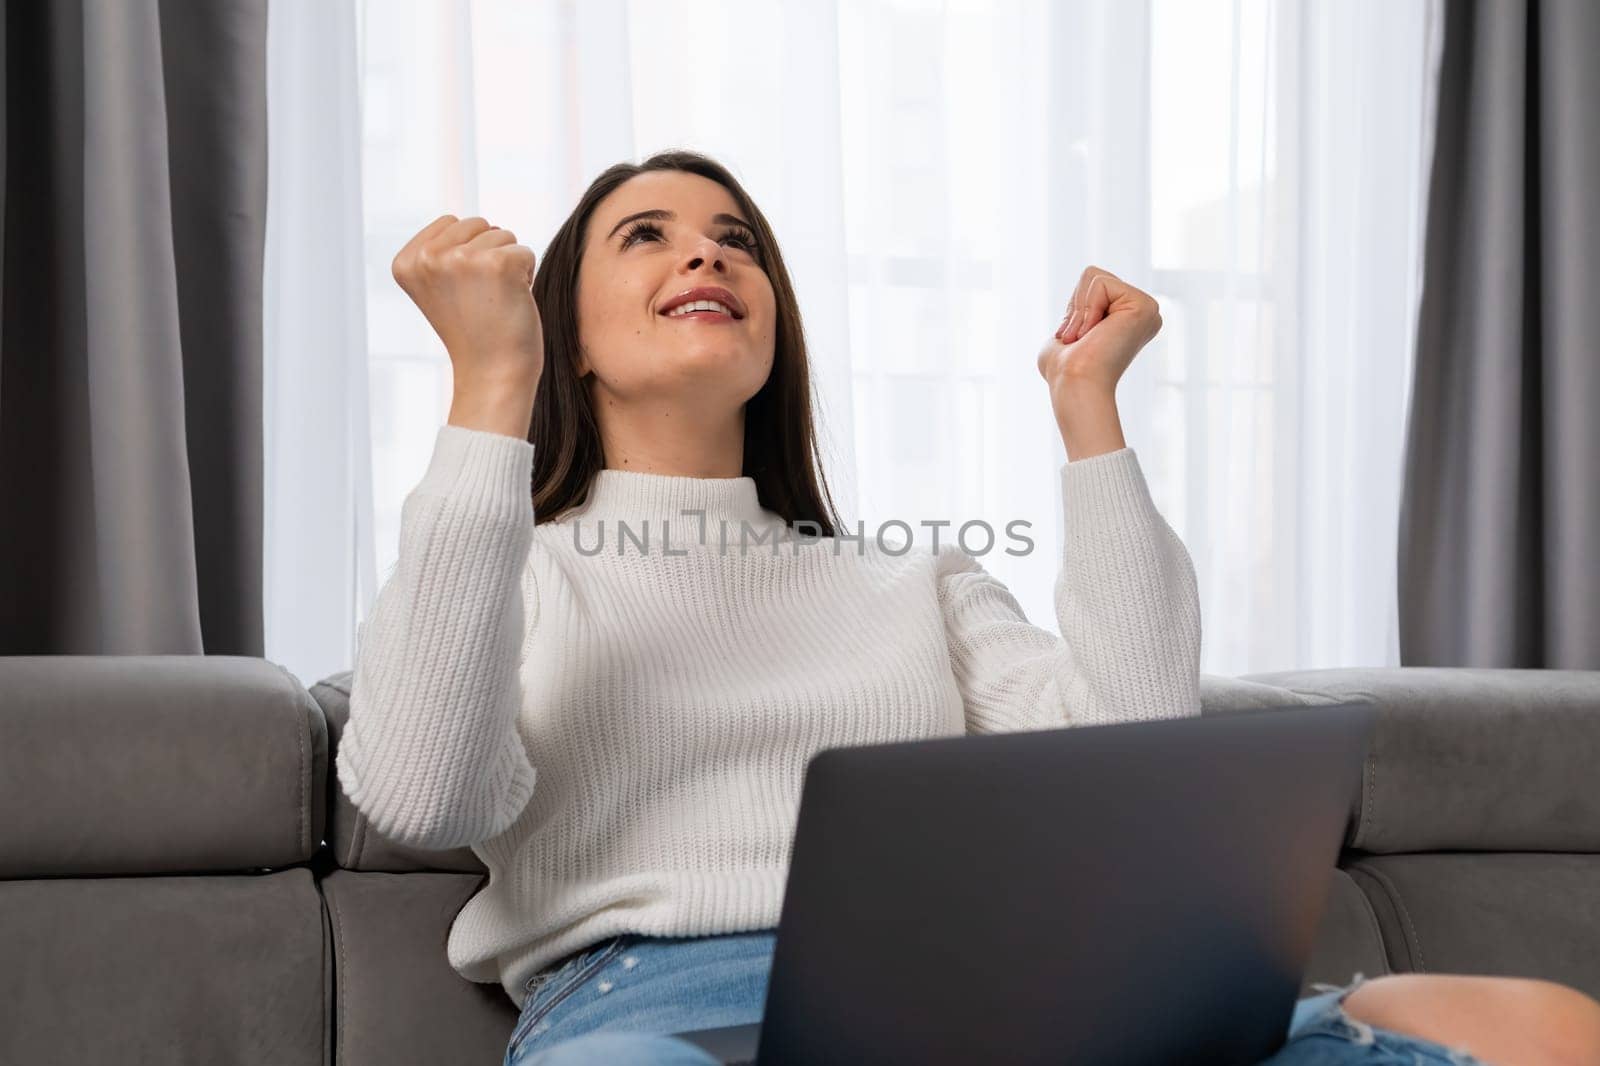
[0,655,327,876]
[1241,667,1600,854]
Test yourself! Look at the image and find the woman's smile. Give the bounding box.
[663,308,740,324]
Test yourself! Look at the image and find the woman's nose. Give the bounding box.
[685,236,726,272]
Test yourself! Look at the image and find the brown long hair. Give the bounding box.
[526,150,842,536]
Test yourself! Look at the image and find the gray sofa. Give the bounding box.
[2,655,1597,1064]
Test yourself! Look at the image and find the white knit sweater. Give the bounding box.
[336,424,1202,1010]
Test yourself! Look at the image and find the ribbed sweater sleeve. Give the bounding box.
[938,447,1203,733]
[335,424,540,850]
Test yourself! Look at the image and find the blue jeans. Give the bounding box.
[504,929,1490,1065]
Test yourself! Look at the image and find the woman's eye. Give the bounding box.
[620,222,757,256]
[720,231,762,256]
[619,224,660,248]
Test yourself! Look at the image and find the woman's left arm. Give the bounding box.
[942,266,1203,733]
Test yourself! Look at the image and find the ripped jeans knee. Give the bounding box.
[1262,973,1489,1066]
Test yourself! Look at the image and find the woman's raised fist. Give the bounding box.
[391,214,546,389]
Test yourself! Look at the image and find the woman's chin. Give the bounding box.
[665,343,758,375]
[652,346,771,399]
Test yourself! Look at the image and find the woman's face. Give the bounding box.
[575,170,777,411]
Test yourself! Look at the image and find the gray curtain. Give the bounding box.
[1399,0,1599,669]
[0,0,268,655]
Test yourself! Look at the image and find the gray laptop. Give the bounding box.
[669,701,1376,1065]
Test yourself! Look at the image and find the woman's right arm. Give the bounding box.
[337,420,540,851]
[336,214,548,850]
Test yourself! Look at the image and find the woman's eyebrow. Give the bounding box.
[604,209,753,240]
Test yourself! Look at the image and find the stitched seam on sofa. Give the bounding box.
[319,884,337,1066]
[270,660,313,857]
[1345,864,1412,972]
[1355,861,1428,973]
[295,683,308,856]
[327,885,349,1066]
[1309,694,1382,851]
[1275,690,1378,849]
[1360,742,1377,851]
[1348,870,1389,974]
[344,697,370,865]
[1331,695,1381,851]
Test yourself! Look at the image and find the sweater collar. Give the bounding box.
[572,467,774,529]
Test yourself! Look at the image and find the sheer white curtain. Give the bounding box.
[263,0,377,692]
[1088,0,1445,673]
[263,0,1441,689]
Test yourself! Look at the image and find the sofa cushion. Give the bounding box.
[0,655,327,876]
[313,672,1320,870]
[1304,865,1391,993]
[316,672,1315,873]
[1200,673,1329,714]
[1343,853,1600,1000]
[0,868,328,1064]
[1243,668,1600,853]
[321,869,515,1064]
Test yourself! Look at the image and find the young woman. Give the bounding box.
[339,151,1600,1066]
